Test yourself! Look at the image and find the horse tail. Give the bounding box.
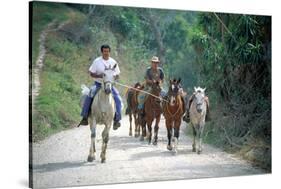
[80,84,90,107]
[81,84,90,95]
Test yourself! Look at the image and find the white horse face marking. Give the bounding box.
[169,79,182,106]
[169,85,175,106]
[170,96,176,106]
[194,89,205,113]
[103,67,115,94]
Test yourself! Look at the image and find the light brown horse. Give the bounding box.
[163,78,185,154]
[143,81,162,145]
[189,87,208,154]
[126,82,144,137]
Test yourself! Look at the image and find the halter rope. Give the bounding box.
[114,81,169,103]
[94,79,169,102]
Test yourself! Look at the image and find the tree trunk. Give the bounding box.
[147,10,166,65]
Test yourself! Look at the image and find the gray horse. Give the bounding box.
[86,65,116,163]
[189,87,207,154]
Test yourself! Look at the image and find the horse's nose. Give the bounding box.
[105,88,111,94]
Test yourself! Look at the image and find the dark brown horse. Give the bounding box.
[126,82,144,137]
[163,78,185,154]
[143,81,162,145]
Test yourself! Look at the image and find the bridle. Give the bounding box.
[194,91,205,113]
[165,84,182,118]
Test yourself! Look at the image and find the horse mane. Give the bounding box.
[134,82,141,88]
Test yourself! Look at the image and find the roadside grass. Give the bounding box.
[32,2,90,141]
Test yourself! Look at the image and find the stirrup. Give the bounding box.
[77,117,88,127]
[113,121,121,130]
[125,107,130,115]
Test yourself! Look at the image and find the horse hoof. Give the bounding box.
[153,141,157,145]
[192,148,196,152]
[172,150,177,155]
[197,150,202,155]
[87,156,95,162]
[129,132,132,136]
[134,134,138,138]
[167,145,172,151]
[140,136,144,141]
[101,159,106,163]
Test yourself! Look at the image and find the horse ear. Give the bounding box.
[194,87,197,92]
[170,79,172,84]
[177,78,181,84]
[203,88,206,92]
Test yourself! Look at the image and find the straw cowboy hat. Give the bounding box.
[151,56,160,63]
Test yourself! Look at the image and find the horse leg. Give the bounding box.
[87,118,96,162]
[133,113,138,137]
[153,115,160,145]
[140,114,146,141]
[191,125,197,152]
[173,120,181,154]
[146,119,153,145]
[100,124,110,163]
[198,123,205,154]
[166,120,172,151]
[129,113,132,136]
[135,113,140,137]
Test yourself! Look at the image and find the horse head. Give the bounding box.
[151,80,162,96]
[193,86,206,113]
[168,78,182,106]
[134,82,144,95]
[103,64,117,94]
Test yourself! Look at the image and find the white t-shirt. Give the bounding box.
[89,56,121,82]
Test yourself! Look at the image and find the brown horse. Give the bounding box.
[143,81,162,145]
[126,82,144,137]
[163,78,185,154]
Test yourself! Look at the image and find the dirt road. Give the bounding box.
[32,116,265,188]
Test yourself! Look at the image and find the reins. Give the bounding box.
[94,79,169,102]
[114,81,169,103]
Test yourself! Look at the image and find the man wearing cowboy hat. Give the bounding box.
[137,56,165,113]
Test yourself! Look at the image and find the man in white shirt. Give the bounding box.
[78,44,122,130]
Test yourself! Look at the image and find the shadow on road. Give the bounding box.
[109,136,149,150]
[128,148,195,160]
[33,160,95,173]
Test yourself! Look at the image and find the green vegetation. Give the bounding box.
[32,1,69,66]
[31,2,271,170]
[187,13,271,170]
